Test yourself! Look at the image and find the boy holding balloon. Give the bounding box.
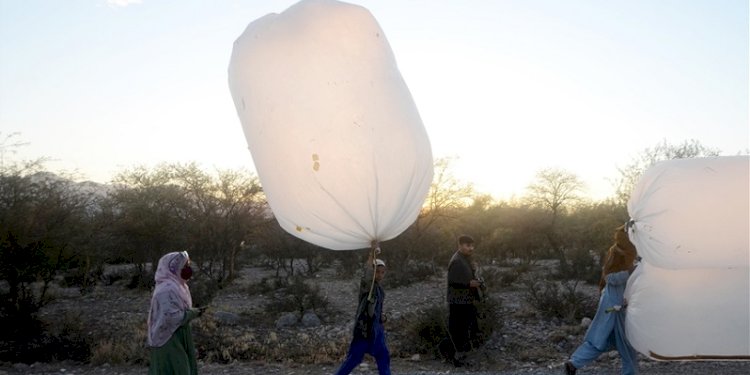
[334,249,390,375]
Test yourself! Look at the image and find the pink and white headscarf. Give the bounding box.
[147,251,193,347]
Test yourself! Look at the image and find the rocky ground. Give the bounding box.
[5,359,750,375]
[2,262,748,375]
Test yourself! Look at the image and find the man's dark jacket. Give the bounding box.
[446,251,478,305]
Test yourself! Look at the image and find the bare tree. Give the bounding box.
[395,156,475,268]
[612,139,720,206]
[107,165,188,273]
[524,168,586,275]
[0,132,30,169]
[526,168,585,219]
[424,156,475,215]
[0,162,97,320]
[108,163,266,282]
[211,168,265,280]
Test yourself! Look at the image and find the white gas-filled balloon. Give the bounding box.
[627,156,749,269]
[625,155,750,360]
[228,0,433,250]
[625,262,750,360]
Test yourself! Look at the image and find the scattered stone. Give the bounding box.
[301,311,321,327]
[275,312,299,329]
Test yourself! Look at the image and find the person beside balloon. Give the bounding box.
[445,235,484,367]
[564,226,639,375]
[334,247,391,375]
[147,251,205,375]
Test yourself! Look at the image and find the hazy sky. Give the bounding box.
[1,0,747,200]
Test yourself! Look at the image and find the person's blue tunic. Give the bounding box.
[571,270,638,375]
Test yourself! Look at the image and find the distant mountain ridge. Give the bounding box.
[28,171,114,198]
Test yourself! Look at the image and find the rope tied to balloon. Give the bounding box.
[368,240,381,303]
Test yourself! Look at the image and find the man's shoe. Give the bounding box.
[564,361,576,375]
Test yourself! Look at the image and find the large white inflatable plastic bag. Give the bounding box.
[625,262,749,359]
[625,156,750,360]
[627,156,749,269]
[228,0,433,250]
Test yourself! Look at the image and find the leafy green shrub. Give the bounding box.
[521,278,594,323]
[265,275,330,317]
[126,268,154,290]
[393,296,503,358]
[396,305,449,355]
[0,235,54,318]
[327,251,362,279]
[41,314,92,362]
[498,270,520,287]
[386,260,435,288]
[481,262,533,288]
[245,276,286,295]
[0,312,44,362]
[100,266,132,286]
[62,264,104,295]
[192,316,262,363]
[1,312,92,364]
[188,276,220,308]
[474,295,503,348]
[481,267,511,288]
[567,248,600,284]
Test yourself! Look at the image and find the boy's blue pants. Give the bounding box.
[334,335,390,375]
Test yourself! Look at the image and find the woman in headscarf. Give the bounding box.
[564,225,639,375]
[147,251,202,375]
